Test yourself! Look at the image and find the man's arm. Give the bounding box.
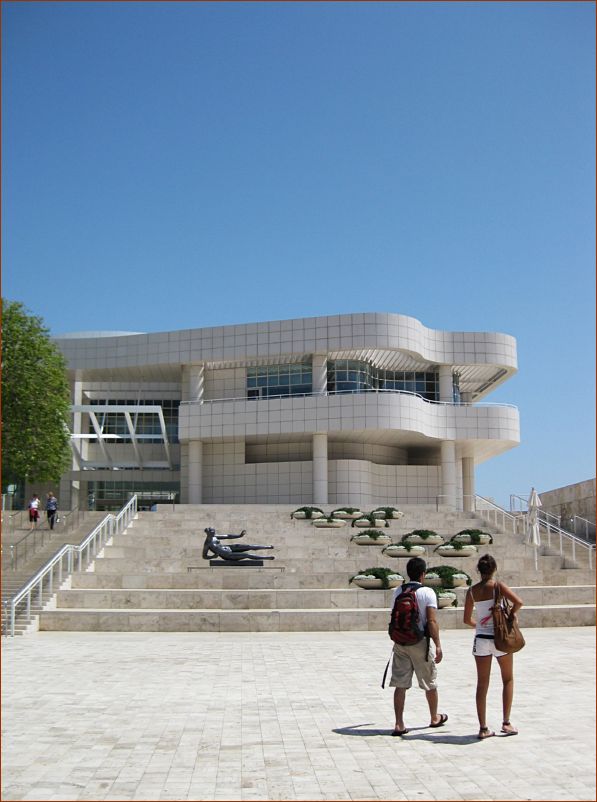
[426,606,443,664]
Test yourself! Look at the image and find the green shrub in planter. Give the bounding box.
[428,565,472,588]
[351,529,387,541]
[351,512,390,528]
[388,540,423,552]
[434,538,471,552]
[331,507,361,516]
[349,566,404,589]
[433,588,458,607]
[372,506,403,519]
[290,506,325,519]
[454,528,493,544]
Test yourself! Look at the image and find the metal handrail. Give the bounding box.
[474,495,527,536]
[181,389,519,410]
[509,493,596,544]
[495,495,595,569]
[5,496,138,637]
[6,507,84,571]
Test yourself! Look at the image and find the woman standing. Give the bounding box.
[46,492,58,530]
[463,554,523,739]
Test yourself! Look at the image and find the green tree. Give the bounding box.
[1,300,71,490]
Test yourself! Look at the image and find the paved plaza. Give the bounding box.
[2,627,595,801]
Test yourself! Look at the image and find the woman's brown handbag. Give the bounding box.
[493,585,525,653]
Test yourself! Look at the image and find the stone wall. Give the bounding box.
[540,479,596,527]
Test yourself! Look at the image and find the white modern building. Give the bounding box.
[54,312,520,511]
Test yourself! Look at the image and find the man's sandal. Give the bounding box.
[478,726,495,739]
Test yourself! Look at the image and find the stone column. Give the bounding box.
[188,440,203,504]
[440,440,457,509]
[312,354,327,395]
[439,366,453,403]
[455,456,463,512]
[462,456,475,512]
[313,433,328,504]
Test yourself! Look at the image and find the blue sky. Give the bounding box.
[2,2,595,507]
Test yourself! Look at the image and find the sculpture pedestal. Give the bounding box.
[209,560,264,567]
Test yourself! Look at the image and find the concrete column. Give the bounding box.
[188,440,203,504]
[440,440,457,509]
[439,366,453,403]
[183,364,205,402]
[461,391,473,403]
[462,456,475,512]
[455,456,463,512]
[312,433,328,504]
[312,354,327,395]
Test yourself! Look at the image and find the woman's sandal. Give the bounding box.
[501,721,518,736]
[477,726,495,739]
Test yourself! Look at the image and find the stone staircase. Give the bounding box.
[2,513,106,635]
[37,505,595,633]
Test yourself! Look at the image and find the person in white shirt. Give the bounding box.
[389,556,448,736]
[28,494,40,531]
[463,553,523,739]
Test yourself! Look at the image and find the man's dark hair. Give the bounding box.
[406,556,427,581]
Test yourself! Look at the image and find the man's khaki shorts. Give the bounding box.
[389,639,437,691]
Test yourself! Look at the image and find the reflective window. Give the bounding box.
[246,363,312,399]
[327,361,438,401]
[88,400,180,443]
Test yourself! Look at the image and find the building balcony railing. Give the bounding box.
[180,387,518,409]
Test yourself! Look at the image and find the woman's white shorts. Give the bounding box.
[472,635,507,658]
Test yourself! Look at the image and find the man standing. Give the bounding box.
[389,556,448,736]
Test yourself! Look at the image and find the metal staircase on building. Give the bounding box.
[32,502,595,634]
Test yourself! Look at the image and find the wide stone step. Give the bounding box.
[39,603,596,632]
[56,584,596,611]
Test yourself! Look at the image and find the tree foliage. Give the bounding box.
[1,300,72,487]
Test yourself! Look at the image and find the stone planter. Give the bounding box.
[351,574,404,589]
[403,534,444,546]
[332,510,362,519]
[453,533,492,545]
[382,544,426,559]
[437,592,457,608]
[423,574,442,588]
[435,544,477,558]
[372,509,404,519]
[354,518,387,528]
[312,518,346,528]
[292,510,324,519]
[351,576,384,589]
[451,573,470,587]
[350,534,392,546]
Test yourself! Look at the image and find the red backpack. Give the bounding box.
[388,582,425,645]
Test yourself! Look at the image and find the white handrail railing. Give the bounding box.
[4,496,138,637]
[474,495,527,536]
[180,388,518,410]
[487,495,594,569]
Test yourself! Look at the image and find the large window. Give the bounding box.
[87,480,179,511]
[89,399,180,443]
[247,363,312,399]
[326,360,376,393]
[327,361,438,401]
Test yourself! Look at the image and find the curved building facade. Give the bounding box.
[54,312,519,510]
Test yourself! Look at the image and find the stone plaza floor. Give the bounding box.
[1,627,595,801]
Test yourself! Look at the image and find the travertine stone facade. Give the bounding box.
[54,312,520,510]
